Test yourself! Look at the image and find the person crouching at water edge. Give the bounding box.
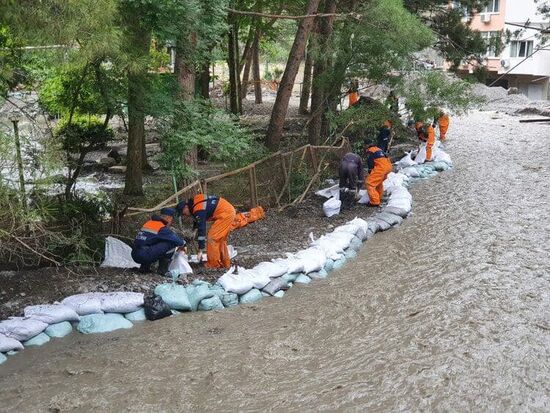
[339,152,364,208]
[415,120,436,162]
[365,144,393,207]
[132,207,186,274]
[177,194,236,269]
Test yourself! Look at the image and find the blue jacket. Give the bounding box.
[134,216,185,250]
[366,147,387,172]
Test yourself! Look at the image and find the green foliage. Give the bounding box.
[400,71,484,121]
[55,115,113,153]
[158,99,256,181]
[0,24,21,95]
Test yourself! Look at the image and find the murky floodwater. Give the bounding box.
[1,111,549,412]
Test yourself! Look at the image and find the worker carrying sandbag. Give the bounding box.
[348,79,359,107]
[177,194,236,269]
[434,110,450,142]
[365,144,393,207]
[131,208,186,274]
[339,152,364,208]
[377,119,393,153]
[415,120,436,162]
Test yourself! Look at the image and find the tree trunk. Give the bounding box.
[252,27,263,104]
[199,61,210,99]
[299,36,314,115]
[308,0,337,145]
[265,0,322,150]
[227,13,242,114]
[123,25,151,196]
[175,34,197,101]
[240,52,253,100]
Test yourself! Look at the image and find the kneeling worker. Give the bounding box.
[365,144,393,206]
[177,194,236,269]
[132,207,186,274]
[415,120,436,162]
[339,152,364,207]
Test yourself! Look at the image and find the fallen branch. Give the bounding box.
[11,235,61,267]
[227,8,361,21]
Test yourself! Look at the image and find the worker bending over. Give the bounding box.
[339,152,364,208]
[415,120,436,162]
[177,194,236,269]
[435,111,450,142]
[132,207,186,274]
[365,145,393,207]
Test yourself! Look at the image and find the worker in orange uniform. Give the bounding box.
[365,145,393,207]
[176,194,236,269]
[434,111,450,142]
[348,79,359,107]
[415,120,436,162]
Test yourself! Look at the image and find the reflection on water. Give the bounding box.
[1,111,549,412]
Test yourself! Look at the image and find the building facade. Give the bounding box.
[460,0,549,100]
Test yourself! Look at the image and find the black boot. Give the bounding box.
[157,257,170,276]
[138,263,151,274]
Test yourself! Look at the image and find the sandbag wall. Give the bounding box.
[0,147,453,366]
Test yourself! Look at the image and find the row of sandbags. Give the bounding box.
[0,292,145,361]
[0,149,452,366]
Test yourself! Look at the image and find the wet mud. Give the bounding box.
[1,111,549,412]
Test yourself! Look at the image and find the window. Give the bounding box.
[510,40,534,58]
[481,31,501,57]
[483,0,500,13]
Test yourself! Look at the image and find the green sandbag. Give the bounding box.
[124,308,146,321]
[0,352,6,364]
[210,284,239,308]
[333,257,346,269]
[239,288,263,304]
[198,295,224,311]
[45,321,72,338]
[25,333,50,347]
[185,283,215,311]
[282,273,300,282]
[309,269,328,279]
[274,290,285,298]
[23,332,50,347]
[77,313,133,334]
[294,274,312,284]
[154,284,192,311]
[345,249,357,258]
[324,259,335,272]
[349,236,362,251]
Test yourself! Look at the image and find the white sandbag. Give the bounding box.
[323,197,341,218]
[396,152,417,169]
[357,189,370,204]
[77,313,133,334]
[217,267,254,295]
[168,251,193,276]
[383,172,409,192]
[295,247,327,274]
[414,143,427,164]
[310,234,344,260]
[24,304,80,324]
[326,231,355,251]
[239,268,271,290]
[348,218,370,241]
[228,245,238,259]
[400,166,421,178]
[432,149,452,165]
[386,196,412,212]
[253,261,288,279]
[315,184,340,199]
[100,236,140,268]
[99,292,144,314]
[0,317,48,342]
[273,256,304,275]
[334,223,360,236]
[61,293,103,316]
[387,186,412,201]
[0,333,24,353]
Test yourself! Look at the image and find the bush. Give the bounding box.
[55,115,113,153]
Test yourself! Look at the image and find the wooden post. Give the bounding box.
[10,118,27,210]
[249,166,258,207]
[308,145,319,171]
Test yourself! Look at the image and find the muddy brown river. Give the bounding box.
[1,111,549,412]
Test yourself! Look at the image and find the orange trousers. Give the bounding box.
[366,158,393,206]
[439,125,448,141]
[349,92,359,106]
[425,125,436,161]
[205,199,236,269]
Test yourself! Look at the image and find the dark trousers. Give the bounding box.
[132,242,174,267]
[339,161,359,190]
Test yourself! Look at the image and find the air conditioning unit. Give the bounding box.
[481,13,491,23]
[501,59,510,68]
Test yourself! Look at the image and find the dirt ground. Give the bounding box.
[0,192,379,320]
